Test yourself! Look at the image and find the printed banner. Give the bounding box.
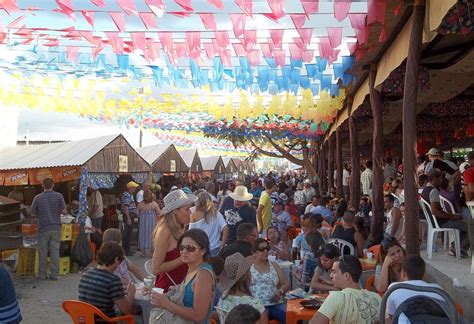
[4,170,29,186]
[28,168,56,185]
[57,166,81,182]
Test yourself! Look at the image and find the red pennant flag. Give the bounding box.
[266,0,285,20]
[110,12,126,32]
[368,0,386,25]
[139,12,158,29]
[235,0,253,17]
[327,27,343,48]
[269,29,284,48]
[186,31,200,50]
[301,1,319,18]
[199,13,216,30]
[348,42,358,54]
[207,0,223,9]
[175,0,193,12]
[233,43,246,56]
[302,49,314,62]
[394,0,403,16]
[175,43,189,58]
[81,10,95,27]
[14,25,32,37]
[219,49,232,66]
[289,44,302,60]
[204,42,215,58]
[290,14,306,31]
[334,0,351,22]
[168,11,191,18]
[230,14,246,38]
[247,50,260,66]
[349,14,368,45]
[91,0,106,7]
[55,0,76,20]
[116,0,138,16]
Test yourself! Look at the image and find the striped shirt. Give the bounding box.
[78,268,125,320]
[31,191,66,232]
[0,267,22,324]
[121,191,137,214]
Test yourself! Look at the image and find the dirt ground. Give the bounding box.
[12,255,146,323]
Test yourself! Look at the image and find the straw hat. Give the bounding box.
[126,181,139,189]
[218,253,254,294]
[160,189,196,214]
[229,185,253,202]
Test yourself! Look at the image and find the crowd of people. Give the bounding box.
[3,147,472,323]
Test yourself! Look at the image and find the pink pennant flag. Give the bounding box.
[379,25,387,42]
[334,0,351,22]
[301,1,319,18]
[175,43,189,58]
[110,12,126,32]
[219,49,232,66]
[146,39,160,61]
[267,0,285,20]
[262,13,282,23]
[349,14,368,45]
[327,27,343,48]
[289,44,302,60]
[105,31,123,54]
[244,29,256,48]
[302,49,314,62]
[158,32,173,51]
[131,32,146,53]
[14,25,31,37]
[269,29,284,48]
[207,0,223,9]
[290,14,306,31]
[189,48,201,59]
[235,0,253,17]
[274,50,286,67]
[145,0,166,17]
[116,0,138,16]
[230,14,246,38]
[293,37,306,50]
[91,0,106,7]
[233,43,246,56]
[81,31,97,45]
[348,42,358,54]
[175,0,193,12]
[204,42,215,58]
[318,37,332,60]
[298,28,312,45]
[44,38,60,47]
[260,43,272,58]
[368,0,386,25]
[55,0,76,20]
[139,12,158,29]
[185,31,200,50]
[247,50,260,66]
[214,31,229,48]
[66,46,79,63]
[0,32,7,44]
[91,39,105,59]
[81,10,95,27]
[199,13,216,30]
[168,12,191,18]
[1,0,20,14]
[7,15,25,29]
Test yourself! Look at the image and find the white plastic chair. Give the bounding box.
[327,238,355,256]
[465,201,474,274]
[144,259,153,276]
[214,306,227,324]
[419,198,460,260]
[439,196,457,246]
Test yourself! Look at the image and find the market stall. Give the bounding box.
[221,157,238,181]
[178,149,204,182]
[200,156,225,182]
[232,158,245,182]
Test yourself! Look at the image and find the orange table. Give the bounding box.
[286,294,327,324]
[360,258,377,271]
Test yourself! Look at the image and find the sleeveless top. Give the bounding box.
[183,263,215,324]
[331,225,357,254]
[154,248,188,292]
[250,262,281,306]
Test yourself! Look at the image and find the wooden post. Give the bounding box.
[317,145,323,193]
[348,99,361,210]
[322,142,328,193]
[328,135,335,191]
[403,0,426,255]
[336,128,344,198]
[369,64,385,244]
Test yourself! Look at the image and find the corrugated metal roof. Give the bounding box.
[221,156,232,168]
[136,144,172,165]
[200,156,221,171]
[0,134,120,171]
[178,149,198,168]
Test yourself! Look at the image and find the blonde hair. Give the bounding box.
[195,192,217,223]
[153,209,184,241]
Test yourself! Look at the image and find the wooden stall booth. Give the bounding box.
[232,158,245,182]
[178,149,204,182]
[221,157,238,181]
[200,156,225,182]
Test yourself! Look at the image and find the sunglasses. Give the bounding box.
[178,244,200,252]
[256,246,270,252]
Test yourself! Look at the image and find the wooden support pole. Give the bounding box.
[336,128,344,198]
[328,135,335,191]
[317,145,323,194]
[403,0,426,255]
[369,64,385,245]
[348,99,361,210]
[322,142,328,193]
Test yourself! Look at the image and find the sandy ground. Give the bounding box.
[13,255,147,323]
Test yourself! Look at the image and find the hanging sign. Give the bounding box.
[28,168,56,185]
[119,155,128,172]
[0,172,4,186]
[58,166,81,182]
[4,170,29,186]
[170,160,176,172]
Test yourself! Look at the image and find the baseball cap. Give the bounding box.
[427,148,441,156]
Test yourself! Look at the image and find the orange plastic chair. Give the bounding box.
[62,300,134,324]
[269,321,281,324]
[368,244,381,259]
[365,274,375,291]
[210,319,218,324]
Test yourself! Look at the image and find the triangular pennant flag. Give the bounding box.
[302,49,314,62]
[110,12,126,32]
[105,31,123,54]
[199,13,216,30]
[327,27,343,48]
[274,50,286,67]
[219,49,232,66]
[368,0,386,25]
[247,50,260,67]
[91,0,106,7]
[204,43,215,58]
[260,43,273,58]
[158,32,173,52]
[81,10,95,28]
[175,0,193,12]
[145,0,166,17]
[55,0,76,20]
[207,0,223,9]
[131,32,146,53]
[349,14,368,45]
[116,0,138,16]
[175,43,189,58]
[298,28,312,45]
[235,0,253,17]
[290,14,306,31]
[334,0,351,22]
[186,31,200,50]
[14,25,31,37]
[233,43,246,56]
[66,46,79,63]
[229,14,246,38]
[244,29,256,48]
[379,25,387,42]
[1,0,20,14]
[289,44,302,60]
[81,31,98,45]
[214,31,229,48]
[301,1,319,18]
[269,29,284,48]
[267,0,286,20]
[168,11,191,18]
[139,12,158,29]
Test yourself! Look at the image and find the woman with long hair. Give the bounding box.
[151,229,216,323]
[189,192,229,256]
[152,190,196,292]
[310,243,340,292]
[137,189,160,257]
[374,236,406,293]
[266,226,289,261]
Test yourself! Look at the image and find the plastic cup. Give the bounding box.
[268,255,276,262]
[294,259,301,266]
[367,252,374,260]
[152,287,164,294]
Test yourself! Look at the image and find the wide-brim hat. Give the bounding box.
[218,253,254,294]
[160,189,196,214]
[427,148,441,156]
[228,185,253,202]
[304,179,311,184]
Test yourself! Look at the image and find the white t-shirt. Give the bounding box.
[188,211,227,251]
[386,280,444,317]
[343,169,350,186]
[136,189,144,203]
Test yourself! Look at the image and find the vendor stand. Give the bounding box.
[200,156,225,182]
[221,157,238,181]
[178,149,204,182]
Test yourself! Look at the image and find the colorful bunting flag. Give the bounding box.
[139,12,158,29]
[116,0,138,16]
[199,13,217,30]
[334,0,351,22]
[327,27,343,48]
[81,10,95,28]
[301,1,319,18]
[110,12,126,32]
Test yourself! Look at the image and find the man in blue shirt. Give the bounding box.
[121,181,139,256]
[310,196,333,224]
[0,266,22,323]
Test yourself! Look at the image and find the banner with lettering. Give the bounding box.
[28,168,57,185]
[4,170,29,186]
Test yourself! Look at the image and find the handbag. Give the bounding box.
[70,225,93,267]
[149,268,215,324]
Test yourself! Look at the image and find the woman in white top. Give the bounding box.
[189,191,229,256]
